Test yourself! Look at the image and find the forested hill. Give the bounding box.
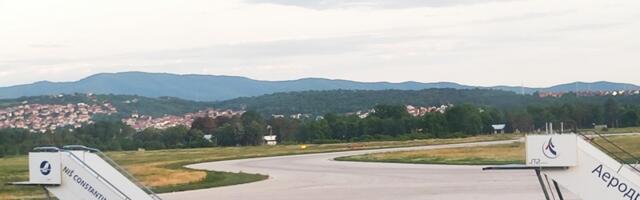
[215,89,640,116]
[1,71,638,101]
[3,89,640,118]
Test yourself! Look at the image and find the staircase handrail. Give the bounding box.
[576,131,640,173]
[63,150,133,200]
[62,145,162,200]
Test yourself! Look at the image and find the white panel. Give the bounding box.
[46,152,127,200]
[543,137,640,200]
[29,152,61,184]
[526,134,577,167]
[81,151,155,200]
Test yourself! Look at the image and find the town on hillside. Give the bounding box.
[537,89,640,98]
[0,98,453,133]
[0,103,117,133]
[122,109,245,131]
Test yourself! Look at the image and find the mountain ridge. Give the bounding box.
[0,71,637,101]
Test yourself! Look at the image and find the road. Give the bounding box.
[161,139,579,200]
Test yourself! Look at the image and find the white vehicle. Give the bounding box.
[486,132,640,200]
[12,145,161,200]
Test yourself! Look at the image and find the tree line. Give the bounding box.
[265,98,640,143]
[0,111,268,157]
[216,89,640,116]
[2,96,640,157]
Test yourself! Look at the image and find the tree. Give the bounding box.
[372,105,409,119]
[301,119,331,142]
[243,121,266,146]
[526,105,554,129]
[480,107,504,133]
[241,110,264,125]
[135,128,164,149]
[324,113,355,140]
[423,112,448,137]
[361,117,383,136]
[215,124,240,146]
[268,117,300,143]
[191,117,217,134]
[446,104,483,135]
[186,129,212,148]
[605,98,620,127]
[162,125,189,148]
[508,110,534,133]
[380,118,406,136]
[241,111,266,146]
[620,109,640,127]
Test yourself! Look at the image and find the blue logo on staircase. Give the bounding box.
[543,138,558,159]
[40,161,52,176]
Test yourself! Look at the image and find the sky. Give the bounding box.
[0,0,639,87]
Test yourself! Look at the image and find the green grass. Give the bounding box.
[582,127,640,134]
[0,134,518,199]
[336,142,525,165]
[591,135,640,163]
[337,134,640,166]
[0,156,33,199]
[153,171,268,193]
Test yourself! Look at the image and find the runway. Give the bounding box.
[161,140,579,200]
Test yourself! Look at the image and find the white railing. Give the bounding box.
[62,145,162,200]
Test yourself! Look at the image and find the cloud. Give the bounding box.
[550,22,625,33]
[246,0,518,9]
[2,0,640,87]
[146,36,375,59]
[0,32,468,85]
[470,10,574,24]
[28,44,68,49]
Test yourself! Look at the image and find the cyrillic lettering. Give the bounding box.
[609,177,620,188]
[593,164,603,177]
[593,164,640,200]
[624,188,636,200]
[603,172,612,182]
[620,183,629,192]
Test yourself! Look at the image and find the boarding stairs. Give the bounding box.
[12,145,161,200]
[487,132,640,200]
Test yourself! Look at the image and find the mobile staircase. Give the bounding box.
[11,145,162,200]
[485,132,640,200]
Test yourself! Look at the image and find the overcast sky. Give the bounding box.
[1,0,639,87]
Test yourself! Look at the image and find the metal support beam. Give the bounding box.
[42,186,52,200]
[553,180,564,200]
[536,169,551,200]
[544,174,556,200]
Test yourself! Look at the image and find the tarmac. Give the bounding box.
[161,140,580,200]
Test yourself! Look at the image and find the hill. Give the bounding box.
[215,89,640,116]
[214,89,519,115]
[0,72,637,101]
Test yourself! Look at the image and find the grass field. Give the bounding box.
[336,142,525,165]
[337,134,640,165]
[580,127,640,134]
[0,134,518,199]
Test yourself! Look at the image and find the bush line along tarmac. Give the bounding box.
[0,134,518,199]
